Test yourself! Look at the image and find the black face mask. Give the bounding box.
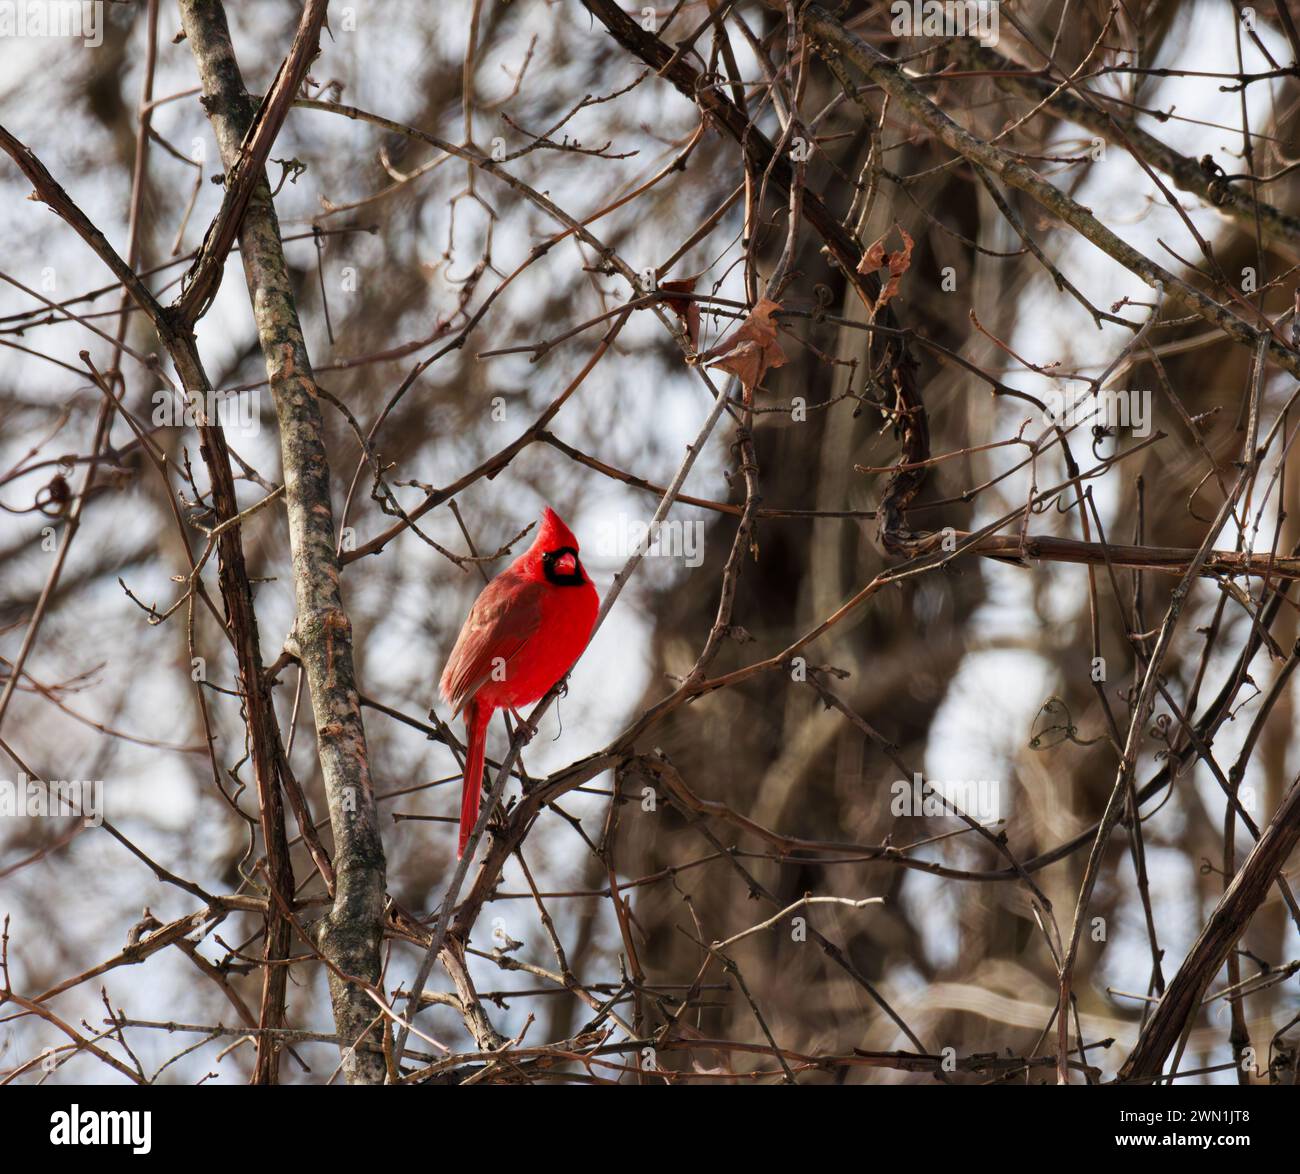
[541,545,585,587]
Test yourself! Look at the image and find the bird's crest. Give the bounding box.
[536,506,580,551]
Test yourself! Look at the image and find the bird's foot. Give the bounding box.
[509,708,539,744]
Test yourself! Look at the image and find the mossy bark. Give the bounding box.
[180,0,389,1085]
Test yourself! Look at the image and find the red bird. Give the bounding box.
[440,507,599,857]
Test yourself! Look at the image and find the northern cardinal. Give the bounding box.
[440,507,599,857]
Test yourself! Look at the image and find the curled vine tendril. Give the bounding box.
[1027,696,1107,750]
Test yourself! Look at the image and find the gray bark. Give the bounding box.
[179,0,389,1084]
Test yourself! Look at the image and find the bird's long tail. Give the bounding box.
[459,701,492,858]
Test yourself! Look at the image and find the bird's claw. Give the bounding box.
[510,708,539,744]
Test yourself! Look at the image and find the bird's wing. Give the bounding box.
[439,571,545,717]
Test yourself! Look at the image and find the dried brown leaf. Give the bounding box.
[857,223,914,312]
[700,296,787,391]
[659,276,701,348]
